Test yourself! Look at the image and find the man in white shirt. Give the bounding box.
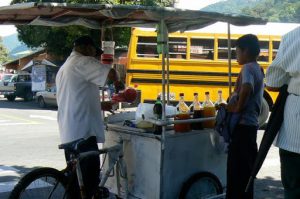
[56,35,122,199]
[266,26,300,199]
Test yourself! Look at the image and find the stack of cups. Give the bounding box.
[101,41,115,64]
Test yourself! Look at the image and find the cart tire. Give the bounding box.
[179,172,223,199]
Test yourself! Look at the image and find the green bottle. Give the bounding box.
[153,96,162,134]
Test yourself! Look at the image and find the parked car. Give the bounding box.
[0,74,15,100]
[36,86,57,108]
[35,86,111,109]
[0,74,15,83]
[0,73,34,101]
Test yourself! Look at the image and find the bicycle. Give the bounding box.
[8,137,128,199]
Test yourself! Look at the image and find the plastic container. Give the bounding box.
[101,41,115,64]
[135,103,177,129]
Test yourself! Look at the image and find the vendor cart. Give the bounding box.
[104,112,227,199]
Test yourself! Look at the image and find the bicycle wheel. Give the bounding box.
[179,172,223,199]
[9,167,68,199]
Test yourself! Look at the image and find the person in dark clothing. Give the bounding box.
[226,34,264,199]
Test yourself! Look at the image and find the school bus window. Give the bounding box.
[272,41,280,60]
[218,39,237,60]
[169,37,187,59]
[257,41,269,62]
[190,38,214,60]
[136,36,159,58]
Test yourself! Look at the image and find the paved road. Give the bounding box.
[0,97,64,199]
[0,97,283,199]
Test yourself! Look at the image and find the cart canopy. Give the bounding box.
[0,3,266,32]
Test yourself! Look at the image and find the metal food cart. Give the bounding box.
[105,112,227,199]
[0,3,267,198]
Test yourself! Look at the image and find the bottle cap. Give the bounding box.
[194,93,198,96]
[179,93,184,96]
[218,90,222,93]
[205,91,209,95]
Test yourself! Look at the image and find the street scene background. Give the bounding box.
[0,97,283,199]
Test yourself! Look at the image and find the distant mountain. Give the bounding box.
[2,33,32,59]
[201,0,262,14]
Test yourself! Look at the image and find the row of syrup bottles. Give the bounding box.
[176,90,227,112]
[176,91,227,129]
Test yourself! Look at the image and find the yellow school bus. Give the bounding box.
[125,22,299,123]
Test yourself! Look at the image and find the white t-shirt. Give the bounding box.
[56,51,111,144]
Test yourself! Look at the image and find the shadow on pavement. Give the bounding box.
[255,176,284,199]
[0,98,57,111]
[0,164,42,182]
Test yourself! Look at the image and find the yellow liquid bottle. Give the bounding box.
[176,93,189,113]
[202,91,216,128]
[215,90,227,108]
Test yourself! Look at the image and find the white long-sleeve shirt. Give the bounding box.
[266,25,300,154]
[56,51,111,144]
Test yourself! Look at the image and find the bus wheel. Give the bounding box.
[258,98,269,127]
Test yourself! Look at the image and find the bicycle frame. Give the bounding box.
[74,138,129,199]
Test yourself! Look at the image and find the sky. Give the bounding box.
[0,0,16,37]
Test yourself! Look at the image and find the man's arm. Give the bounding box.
[107,69,125,93]
[107,69,118,83]
[227,83,252,113]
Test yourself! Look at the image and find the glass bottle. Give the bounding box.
[191,93,203,130]
[153,96,162,134]
[176,93,189,113]
[202,91,214,108]
[202,91,216,128]
[189,92,202,112]
[215,90,227,109]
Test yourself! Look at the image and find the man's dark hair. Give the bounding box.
[74,35,97,47]
[236,34,260,58]
[73,35,103,55]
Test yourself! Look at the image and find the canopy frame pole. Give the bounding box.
[166,40,170,105]
[227,22,232,95]
[159,19,168,199]
[161,20,167,136]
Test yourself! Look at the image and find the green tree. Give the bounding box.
[12,0,174,60]
[0,37,9,64]
[242,0,300,22]
[203,0,300,23]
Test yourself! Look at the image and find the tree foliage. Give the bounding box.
[0,37,9,64]
[12,0,174,59]
[243,0,300,22]
[203,0,300,23]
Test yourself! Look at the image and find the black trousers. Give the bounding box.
[64,136,100,199]
[226,124,258,199]
[280,149,300,199]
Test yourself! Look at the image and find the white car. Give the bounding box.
[36,86,57,108]
[36,86,110,108]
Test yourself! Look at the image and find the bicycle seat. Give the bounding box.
[58,138,85,151]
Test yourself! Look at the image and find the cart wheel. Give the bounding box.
[179,172,223,199]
